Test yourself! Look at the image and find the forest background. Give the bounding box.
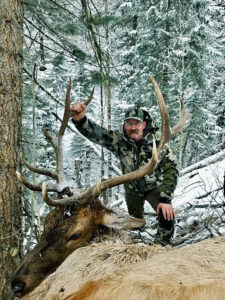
[0,0,224,299]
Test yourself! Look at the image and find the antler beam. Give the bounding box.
[42,140,158,206]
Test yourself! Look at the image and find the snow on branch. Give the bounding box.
[180,149,225,176]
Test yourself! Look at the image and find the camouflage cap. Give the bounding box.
[124,108,145,122]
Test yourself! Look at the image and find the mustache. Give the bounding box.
[128,130,138,134]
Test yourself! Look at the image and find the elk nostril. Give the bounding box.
[11,280,25,296]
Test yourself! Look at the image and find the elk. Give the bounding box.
[11,76,189,298]
[21,235,225,300]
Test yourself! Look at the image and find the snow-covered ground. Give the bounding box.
[173,149,225,208]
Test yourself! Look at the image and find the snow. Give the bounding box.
[146,6,160,19]
[179,149,225,176]
[173,152,225,208]
[173,50,187,57]
[119,2,132,9]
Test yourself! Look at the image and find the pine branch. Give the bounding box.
[24,33,67,57]
[48,0,82,18]
[23,68,64,107]
[80,0,108,76]
[24,17,96,67]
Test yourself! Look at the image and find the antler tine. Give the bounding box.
[16,171,42,192]
[54,78,73,183]
[42,182,84,206]
[20,153,58,181]
[17,171,60,193]
[69,87,95,118]
[171,97,190,136]
[58,78,72,138]
[84,87,95,106]
[42,129,57,153]
[150,76,189,160]
[150,75,172,159]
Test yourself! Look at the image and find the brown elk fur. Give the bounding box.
[65,281,225,300]
[12,199,145,297]
[22,236,225,300]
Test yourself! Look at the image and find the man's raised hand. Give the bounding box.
[70,102,87,122]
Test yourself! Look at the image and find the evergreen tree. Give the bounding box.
[0,1,23,299]
[206,0,225,152]
[112,0,218,167]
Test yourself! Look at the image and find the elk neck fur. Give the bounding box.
[22,236,225,300]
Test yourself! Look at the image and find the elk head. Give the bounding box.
[11,199,145,297]
[11,76,189,297]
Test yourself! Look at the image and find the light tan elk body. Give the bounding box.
[11,77,190,298]
[22,236,225,300]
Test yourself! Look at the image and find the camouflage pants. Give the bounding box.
[125,188,174,246]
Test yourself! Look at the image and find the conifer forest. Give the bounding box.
[0,1,224,299]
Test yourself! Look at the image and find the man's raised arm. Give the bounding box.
[70,102,121,154]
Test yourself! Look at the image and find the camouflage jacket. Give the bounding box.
[72,116,179,204]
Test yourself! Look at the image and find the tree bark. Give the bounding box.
[0,1,23,299]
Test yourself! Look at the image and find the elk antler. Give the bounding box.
[171,96,190,137]
[42,76,189,207]
[69,87,95,118]
[42,140,158,206]
[149,76,190,161]
[17,79,95,192]
[19,153,58,181]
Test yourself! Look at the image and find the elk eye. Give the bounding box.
[68,232,82,241]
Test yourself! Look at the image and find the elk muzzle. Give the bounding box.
[11,263,31,298]
[11,252,56,297]
[11,279,25,298]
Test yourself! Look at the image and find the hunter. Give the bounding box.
[70,103,178,245]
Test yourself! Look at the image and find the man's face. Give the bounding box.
[124,119,146,142]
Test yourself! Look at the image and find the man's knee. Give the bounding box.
[145,188,161,211]
[127,207,144,219]
[125,192,144,219]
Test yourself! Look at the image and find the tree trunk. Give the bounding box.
[0,1,23,299]
[104,0,112,204]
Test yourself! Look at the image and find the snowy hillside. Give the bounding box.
[173,149,225,208]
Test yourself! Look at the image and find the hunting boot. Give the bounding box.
[154,210,174,246]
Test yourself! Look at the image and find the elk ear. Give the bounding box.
[100,211,146,230]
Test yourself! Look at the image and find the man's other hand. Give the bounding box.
[70,102,87,122]
[157,203,175,221]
